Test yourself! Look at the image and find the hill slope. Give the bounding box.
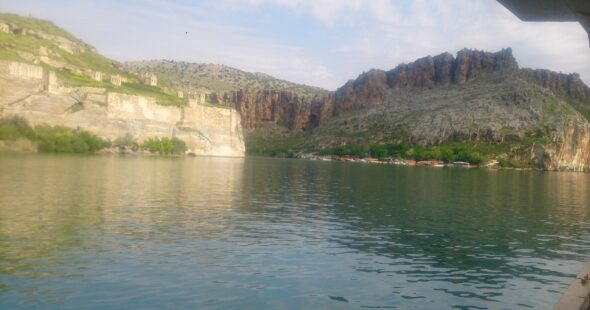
[0,13,189,106]
[0,13,245,156]
[235,49,590,171]
[124,60,328,96]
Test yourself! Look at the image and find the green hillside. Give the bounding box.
[0,13,186,106]
[124,60,329,96]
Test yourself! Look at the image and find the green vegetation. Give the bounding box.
[567,98,590,122]
[0,117,106,153]
[0,118,192,155]
[0,13,79,41]
[246,124,551,166]
[35,125,106,153]
[141,137,187,155]
[317,143,486,164]
[124,60,329,97]
[244,125,308,156]
[53,70,187,107]
[498,158,528,169]
[120,83,187,107]
[113,133,138,151]
[57,50,122,76]
[0,116,35,140]
[0,14,186,107]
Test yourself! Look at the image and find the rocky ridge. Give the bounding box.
[227,48,590,171]
[229,48,590,133]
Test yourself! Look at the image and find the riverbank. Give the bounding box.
[292,153,552,171]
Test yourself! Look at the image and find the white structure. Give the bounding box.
[110,75,122,86]
[45,71,57,93]
[0,23,9,34]
[141,73,157,86]
[92,71,103,82]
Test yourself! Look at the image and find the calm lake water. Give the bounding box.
[1,155,590,309]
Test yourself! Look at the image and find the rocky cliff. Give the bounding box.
[0,13,245,157]
[0,60,245,157]
[229,48,590,134]
[227,48,590,171]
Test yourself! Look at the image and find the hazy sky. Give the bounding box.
[1,0,588,90]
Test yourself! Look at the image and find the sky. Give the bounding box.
[1,0,588,90]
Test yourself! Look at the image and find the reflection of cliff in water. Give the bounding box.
[0,155,245,281]
[237,159,590,289]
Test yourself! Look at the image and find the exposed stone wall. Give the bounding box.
[7,62,44,80]
[181,101,245,156]
[0,66,245,157]
[107,93,181,123]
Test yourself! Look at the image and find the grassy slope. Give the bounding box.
[0,13,186,106]
[124,60,329,97]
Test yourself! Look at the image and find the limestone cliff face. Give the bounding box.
[0,61,245,157]
[541,121,590,172]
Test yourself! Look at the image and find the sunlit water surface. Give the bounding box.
[1,155,590,309]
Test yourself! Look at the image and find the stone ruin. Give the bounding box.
[92,71,103,82]
[44,71,57,93]
[141,73,157,86]
[188,92,208,104]
[0,23,9,34]
[110,75,122,86]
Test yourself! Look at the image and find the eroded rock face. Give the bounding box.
[520,69,590,101]
[224,48,590,170]
[229,48,558,132]
[541,121,590,172]
[0,62,245,157]
[230,48,590,135]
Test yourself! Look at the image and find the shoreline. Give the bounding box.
[289,154,567,172]
[0,149,587,172]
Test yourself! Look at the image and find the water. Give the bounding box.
[1,155,590,309]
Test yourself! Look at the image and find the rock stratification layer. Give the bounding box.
[0,61,245,157]
[223,48,590,171]
[229,48,590,134]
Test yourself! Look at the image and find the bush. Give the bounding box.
[141,137,187,154]
[35,125,106,153]
[113,133,136,148]
[498,158,524,168]
[0,116,35,140]
[386,143,410,158]
[369,144,388,158]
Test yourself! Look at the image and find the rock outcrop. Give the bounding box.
[541,121,590,172]
[0,61,245,157]
[520,69,590,101]
[227,48,589,134]
[220,48,590,171]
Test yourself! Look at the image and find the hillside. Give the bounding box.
[235,49,590,171]
[123,60,329,97]
[2,13,590,169]
[0,13,188,106]
[0,13,245,156]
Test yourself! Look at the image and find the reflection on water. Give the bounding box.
[1,155,589,309]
